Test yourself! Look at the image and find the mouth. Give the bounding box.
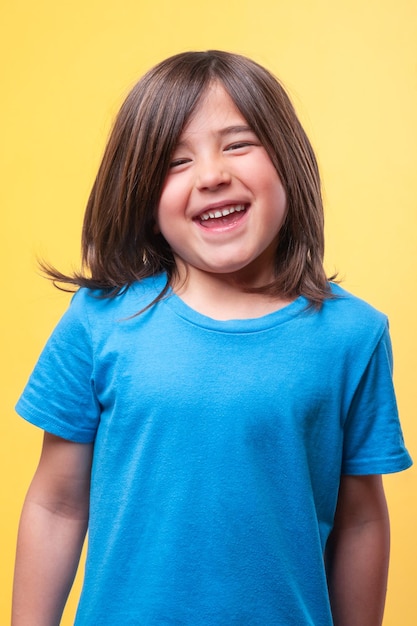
[195,204,248,228]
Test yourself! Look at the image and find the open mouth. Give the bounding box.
[196,204,248,228]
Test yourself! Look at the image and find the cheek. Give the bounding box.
[156,177,186,221]
[155,197,184,250]
[266,188,288,237]
[264,179,287,218]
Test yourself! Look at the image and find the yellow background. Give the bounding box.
[1,1,416,623]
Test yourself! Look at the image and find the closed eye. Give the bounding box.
[169,158,191,168]
[224,141,257,152]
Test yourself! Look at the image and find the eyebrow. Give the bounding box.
[175,125,256,149]
[218,125,255,136]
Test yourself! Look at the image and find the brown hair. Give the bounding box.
[44,50,333,306]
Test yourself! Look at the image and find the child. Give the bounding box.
[13,50,412,625]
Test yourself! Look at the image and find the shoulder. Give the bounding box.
[45,274,168,348]
[305,284,391,361]
[68,274,168,319]
[322,283,388,332]
[327,283,386,317]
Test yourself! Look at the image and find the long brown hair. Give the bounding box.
[44,50,333,306]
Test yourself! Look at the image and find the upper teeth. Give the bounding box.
[199,205,245,221]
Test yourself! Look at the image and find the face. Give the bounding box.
[156,82,287,287]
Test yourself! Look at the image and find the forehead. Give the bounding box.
[181,81,249,136]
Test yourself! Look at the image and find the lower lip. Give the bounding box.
[195,207,249,232]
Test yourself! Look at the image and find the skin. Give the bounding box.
[12,82,391,625]
[12,433,93,626]
[326,474,390,626]
[156,82,290,320]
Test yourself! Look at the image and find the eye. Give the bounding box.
[224,132,262,152]
[169,157,191,169]
[225,141,254,152]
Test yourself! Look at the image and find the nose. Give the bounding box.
[195,156,231,191]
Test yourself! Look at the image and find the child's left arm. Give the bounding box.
[325,474,390,626]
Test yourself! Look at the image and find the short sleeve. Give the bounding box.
[15,291,100,442]
[342,324,412,475]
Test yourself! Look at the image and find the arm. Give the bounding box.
[12,432,93,626]
[325,474,390,626]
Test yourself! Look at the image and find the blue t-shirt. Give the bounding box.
[16,276,412,625]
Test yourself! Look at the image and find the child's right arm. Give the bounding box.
[12,432,93,626]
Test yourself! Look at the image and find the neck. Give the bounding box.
[171,266,293,321]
